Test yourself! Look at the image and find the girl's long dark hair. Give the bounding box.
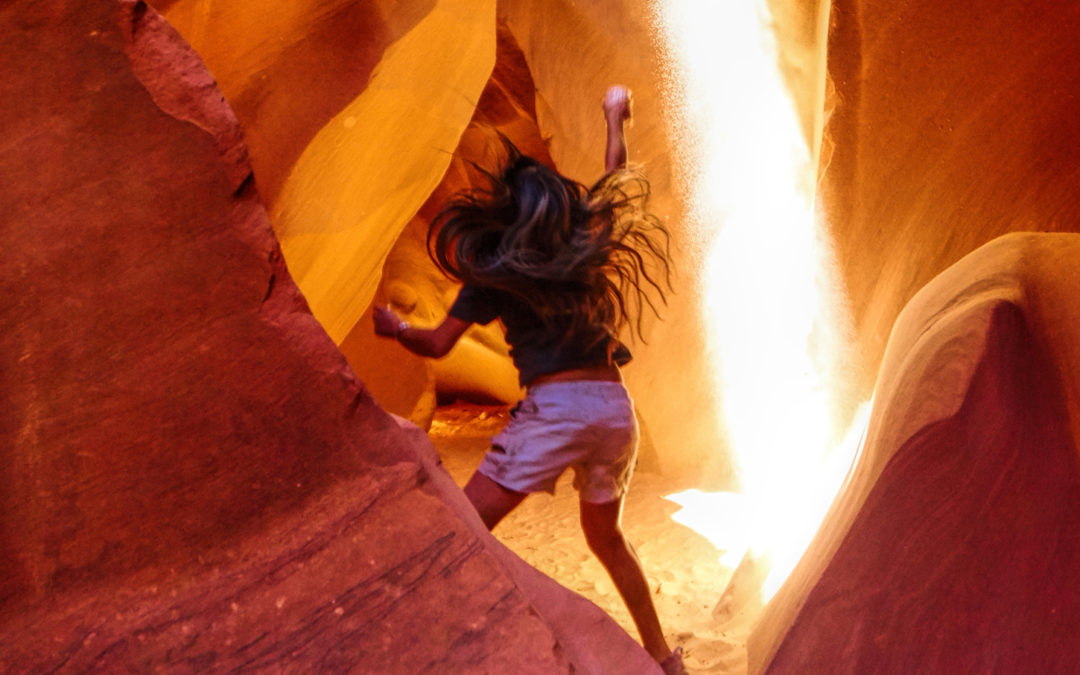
[428,137,672,344]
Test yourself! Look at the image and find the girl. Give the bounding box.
[375,86,683,674]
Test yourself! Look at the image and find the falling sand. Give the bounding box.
[430,403,751,674]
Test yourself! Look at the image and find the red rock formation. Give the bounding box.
[0,2,656,671]
[159,0,730,482]
[10,0,1077,668]
[746,0,1080,668]
[158,0,497,347]
[821,0,1080,397]
[752,233,1080,672]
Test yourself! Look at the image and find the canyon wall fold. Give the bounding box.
[160,0,739,481]
[752,233,1080,673]
[749,0,1080,669]
[160,0,497,346]
[822,0,1080,396]
[0,2,656,671]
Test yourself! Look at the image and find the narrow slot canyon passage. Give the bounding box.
[4,0,1080,672]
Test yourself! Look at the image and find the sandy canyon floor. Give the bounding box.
[429,404,749,674]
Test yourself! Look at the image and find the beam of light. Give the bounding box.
[653,0,863,603]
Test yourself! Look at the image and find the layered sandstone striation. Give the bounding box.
[0,1,656,671]
[7,0,1080,670]
[338,19,551,417]
[159,0,502,427]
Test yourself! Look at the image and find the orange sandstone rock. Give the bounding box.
[161,0,497,346]
[821,0,1080,397]
[752,234,1080,673]
[0,2,656,671]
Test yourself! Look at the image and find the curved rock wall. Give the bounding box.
[822,0,1080,395]
[158,0,741,480]
[0,2,656,671]
[157,0,502,426]
[751,0,1080,667]
[161,0,496,345]
[752,234,1080,673]
[339,19,551,417]
[152,0,1079,486]
[10,0,1077,667]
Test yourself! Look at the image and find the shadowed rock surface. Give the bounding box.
[0,2,656,671]
[747,0,1080,669]
[753,234,1080,673]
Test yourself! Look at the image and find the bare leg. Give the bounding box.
[579,496,672,663]
[464,471,528,530]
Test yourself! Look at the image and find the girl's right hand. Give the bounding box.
[603,85,632,121]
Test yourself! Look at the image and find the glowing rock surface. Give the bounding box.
[161,0,496,346]
[163,0,730,481]
[7,0,1080,670]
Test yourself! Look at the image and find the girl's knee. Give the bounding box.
[580,497,628,555]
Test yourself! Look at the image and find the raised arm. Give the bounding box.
[603,85,633,173]
[373,305,471,358]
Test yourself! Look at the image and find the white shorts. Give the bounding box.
[477,381,639,503]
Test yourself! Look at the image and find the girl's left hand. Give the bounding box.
[373,305,403,337]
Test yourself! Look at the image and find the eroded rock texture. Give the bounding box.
[753,234,1080,673]
[0,2,656,671]
[822,0,1080,397]
[750,0,1080,666]
[161,0,497,346]
[8,0,1080,669]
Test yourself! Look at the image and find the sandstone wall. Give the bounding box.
[338,19,552,419]
[821,0,1080,395]
[149,0,1078,487]
[749,0,1080,668]
[0,2,656,671]
[158,0,759,482]
[160,0,496,343]
[751,233,1080,673]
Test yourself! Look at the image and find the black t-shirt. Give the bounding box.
[448,284,631,386]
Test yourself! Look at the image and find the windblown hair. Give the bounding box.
[428,137,672,344]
